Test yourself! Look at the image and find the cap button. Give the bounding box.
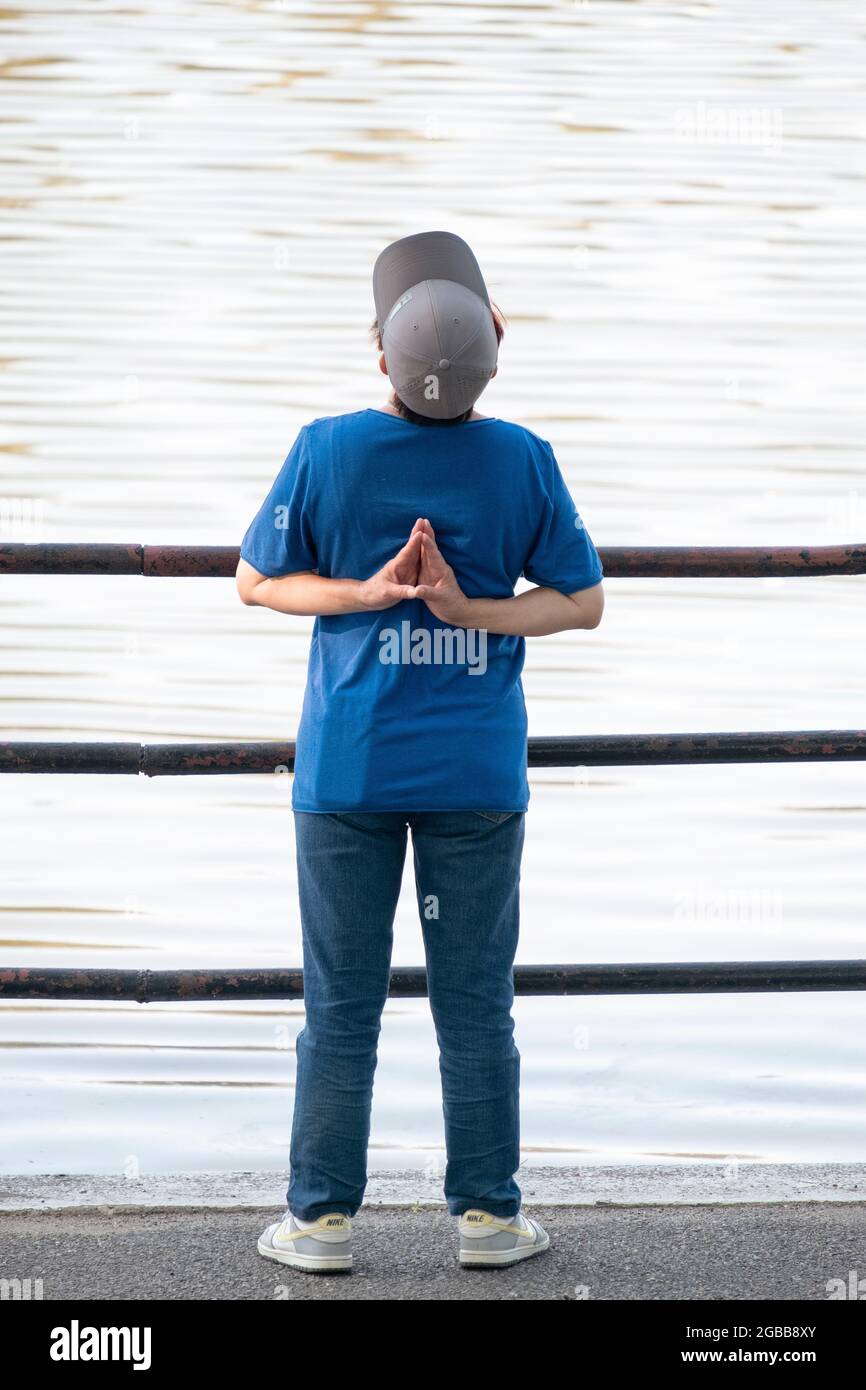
[438,358,451,370]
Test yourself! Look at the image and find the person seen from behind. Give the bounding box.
[237,231,605,1272]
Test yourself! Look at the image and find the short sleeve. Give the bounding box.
[239,427,318,578]
[522,441,603,593]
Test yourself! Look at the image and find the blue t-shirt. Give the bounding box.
[239,408,603,813]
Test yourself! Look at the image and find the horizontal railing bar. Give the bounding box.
[1,542,865,578]
[2,731,866,775]
[0,743,144,774]
[2,962,865,1000]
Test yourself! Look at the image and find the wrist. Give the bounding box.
[354,578,379,611]
[452,593,476,628]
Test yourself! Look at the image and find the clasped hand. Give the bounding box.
[360,518,471,626]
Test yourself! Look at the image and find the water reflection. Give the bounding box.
[1,0,865,1174]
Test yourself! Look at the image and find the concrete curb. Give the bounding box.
[2,1162,865,1212]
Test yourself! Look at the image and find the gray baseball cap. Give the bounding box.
[373,230,498,420]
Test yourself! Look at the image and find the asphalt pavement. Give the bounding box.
[2,1201,865,1300]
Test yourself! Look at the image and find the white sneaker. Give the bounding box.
[257,1210,353,1273]
[458,1208,550,1267]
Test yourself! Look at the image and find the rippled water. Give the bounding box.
[1,0,865,1181]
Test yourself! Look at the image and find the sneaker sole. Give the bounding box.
[257,1238,353,1273]
[459,1233,550,1267]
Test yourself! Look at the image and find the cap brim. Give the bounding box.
[373,230,490,326]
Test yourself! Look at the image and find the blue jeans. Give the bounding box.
[287,809,525,1220]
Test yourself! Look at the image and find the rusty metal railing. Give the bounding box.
[1,539,864,1000]
[2,961,865,1001]
[2,732,866,775]
[1,540,865,577]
